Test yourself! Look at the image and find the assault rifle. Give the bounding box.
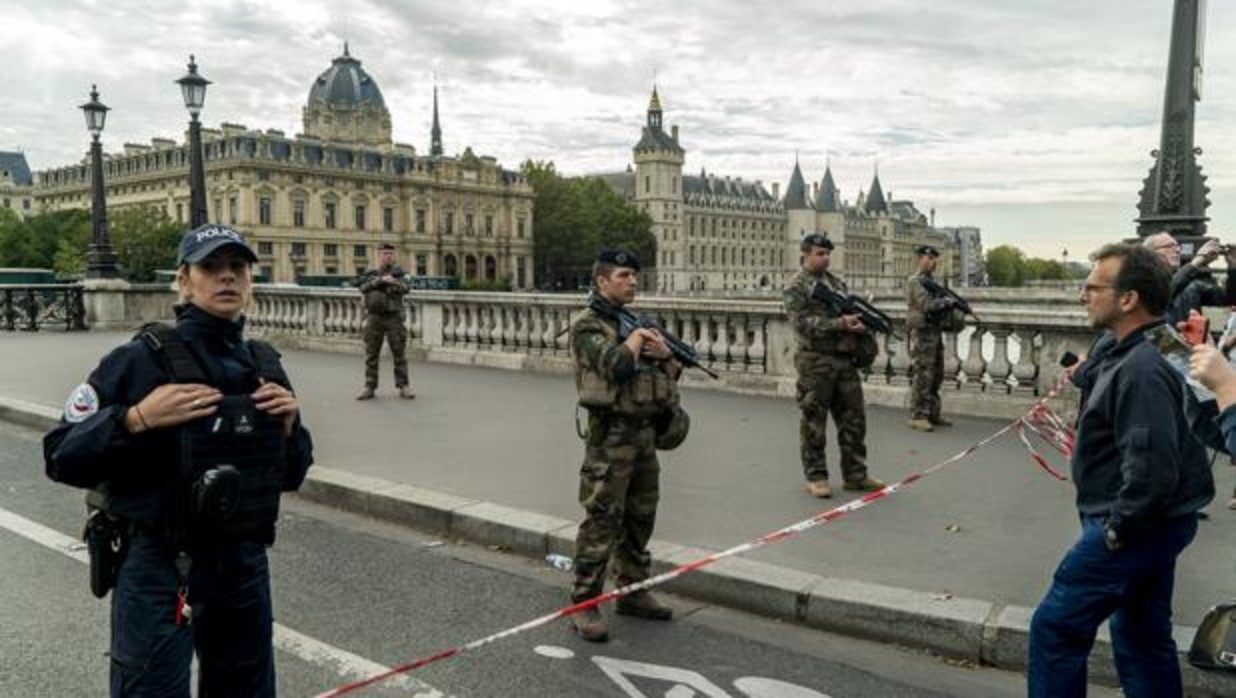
[588,294,720,379]
[919,276,978,322]
[810,282,895,335]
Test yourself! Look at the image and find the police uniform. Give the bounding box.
[905,245,965,430]
[43,226,314,697]
[568,249,681,642]
[357,246,412,399]
[783,234,881,495]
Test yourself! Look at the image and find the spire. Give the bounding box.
[865,169,888,215]
[815,164,840,212]
[343,40,350,57]
[430,78,443,157]
[783,159,812,210]
[647,85,663,130]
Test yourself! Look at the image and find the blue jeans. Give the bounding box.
[109,536,275,697]
[1028,514,1198,698]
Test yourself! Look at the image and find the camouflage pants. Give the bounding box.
[795,353,868,484]
[909,330,944,420]
[363,313,409,389]
[572,415,660,601]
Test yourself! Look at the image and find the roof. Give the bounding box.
[594,171,636,199]
[633,126,683,154]
[865,172,888,214]
[815,166,839,212]
[783,161,811,210]
[307,46,386,110]
[0,151,32,186]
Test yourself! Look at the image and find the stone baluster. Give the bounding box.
[465,305,480,348]
[987,328,1014,394]
[496,305,512,350]
[1011,328,1039,394]
[942,332,962,389]
[961,327,988,391]
[867,332,891,384]
[442,305,457,345]
[553,308,570,355]
[746,316,766,373]
[888,332,912,385]
[730,314,749,372]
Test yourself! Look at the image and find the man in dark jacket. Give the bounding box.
[1144,231,1236,325]
[1028,243,1214,698]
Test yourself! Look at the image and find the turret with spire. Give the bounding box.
[865,168,888,215]
[815,163,840,212]
[783,157,811,210]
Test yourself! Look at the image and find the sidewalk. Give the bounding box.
[4,331,1235,693]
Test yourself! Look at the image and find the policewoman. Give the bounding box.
[44,224,314,697]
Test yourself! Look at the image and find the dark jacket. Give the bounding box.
[1166,263,1235,326]
[1070,320,1214,541]
[43,304,314,530]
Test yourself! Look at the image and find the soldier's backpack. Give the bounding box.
[1189,602,1236,672]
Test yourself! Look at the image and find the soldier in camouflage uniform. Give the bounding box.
[784,234,885,499]
[356,244,414,400]
[906,245,965,432]
[567,249,682,643]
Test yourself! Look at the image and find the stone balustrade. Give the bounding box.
[244,285,1096,419]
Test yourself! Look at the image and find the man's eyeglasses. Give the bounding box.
[1152,241,1180,251]
[1081,283,1118,295]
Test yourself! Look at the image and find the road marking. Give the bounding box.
[0,504,449,697]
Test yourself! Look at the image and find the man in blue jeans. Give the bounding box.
[1029,242,1214,698]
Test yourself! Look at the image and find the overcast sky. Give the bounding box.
[2,0,1233,259]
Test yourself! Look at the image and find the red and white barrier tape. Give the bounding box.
[316,375,1078,697]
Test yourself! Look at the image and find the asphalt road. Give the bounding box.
[0,420,1124,697]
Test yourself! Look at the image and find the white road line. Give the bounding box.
[0,504,449,697]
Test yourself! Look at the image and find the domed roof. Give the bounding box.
[307,44,386,109]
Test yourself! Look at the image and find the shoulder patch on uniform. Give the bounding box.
[64,383,100,423]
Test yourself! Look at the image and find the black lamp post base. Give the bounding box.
[85,245,120,279]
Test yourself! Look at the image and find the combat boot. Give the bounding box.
[356,387,376,401]
[907,417,934,432]
[616,590,673,621]
[805,481,833,498]
[930,416,954,427]
[398,385,416,400]
[844,477,886,492]
[569,606,609,642]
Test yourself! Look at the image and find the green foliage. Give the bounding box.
[985,244,1075,286]
[0,208,89,273]
[108,208,182,282]
[521,160,655,289]
[460,275,513,292]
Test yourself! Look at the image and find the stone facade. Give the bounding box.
[31,47,535,287]
[599,89,978,293]
[0,152,35,219]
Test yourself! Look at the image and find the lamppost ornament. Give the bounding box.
[177,55,211,228]
[80,84,118,278]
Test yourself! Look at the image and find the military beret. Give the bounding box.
[596,248,641,271]
[379,243,396,251]
[178,224,258,266]
[916,244,940,257]
[800,233,834,251]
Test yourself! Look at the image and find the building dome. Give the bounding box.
[307,44,386,110]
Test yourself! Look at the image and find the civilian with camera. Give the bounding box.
[44,224,314,697]
[1144,231,1236,325]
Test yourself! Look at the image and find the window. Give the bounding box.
[416,254,427,276]
[260,265,273,280]
[644,176,650,193]
[383,207,394,232]
[2,198,8,208]
[355,204,366,231]
[325,265,337,275]
[229,195,238,225]
[465,213,474,235]
[484,215,493,237]
[383,182,393,193]
[257,171,270,181]
[416,209,426,233]
[176,203,184,223]
[353,245,367,258]
[517,218,525,238]
[445,212,454,234]
[293,199,305,228]
[259,196,272,225]
[516,256,526,289]
[213,198,223,223]
[258,241,273,255]
[324,244,338,258]
[324,202,336,229]
[291,242,306,257]
[355,265,367,276]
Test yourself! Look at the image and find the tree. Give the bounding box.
[0,209,89,273]
[108,207,182,282]
[521,160,654,290]
[985,245,1027,287]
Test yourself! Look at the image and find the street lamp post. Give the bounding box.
[176,55,211,229]
[81,84,118,278]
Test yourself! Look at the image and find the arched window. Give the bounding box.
[443,254,458,277]
[464,254,478,280]
[484,255,498,281]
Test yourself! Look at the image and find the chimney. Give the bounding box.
[812,182,818,199]
[930,207,936,226]
[671,125,679,141]
[772,182,780,199]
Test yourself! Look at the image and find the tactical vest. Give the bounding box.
[573,312,680,417]
[137,323,289,546]
[796,274,878,365]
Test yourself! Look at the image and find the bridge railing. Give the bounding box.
[0,285,87,331]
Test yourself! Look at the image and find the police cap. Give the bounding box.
[801,233,834,251]
[916,244,941,258]
[178,224,259,266]
[596,248,641,271]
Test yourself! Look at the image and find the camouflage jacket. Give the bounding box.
[570,307,681,417]
[783,268,856,355]
[357,264,409,315]
[905,273,963,333]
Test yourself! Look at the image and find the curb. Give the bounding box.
[6,396,1232,696]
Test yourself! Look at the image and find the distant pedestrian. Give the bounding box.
[356,243,414,400]
[1028,243,1213,697]
[905,244,965,432]
[783,233,884,499]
